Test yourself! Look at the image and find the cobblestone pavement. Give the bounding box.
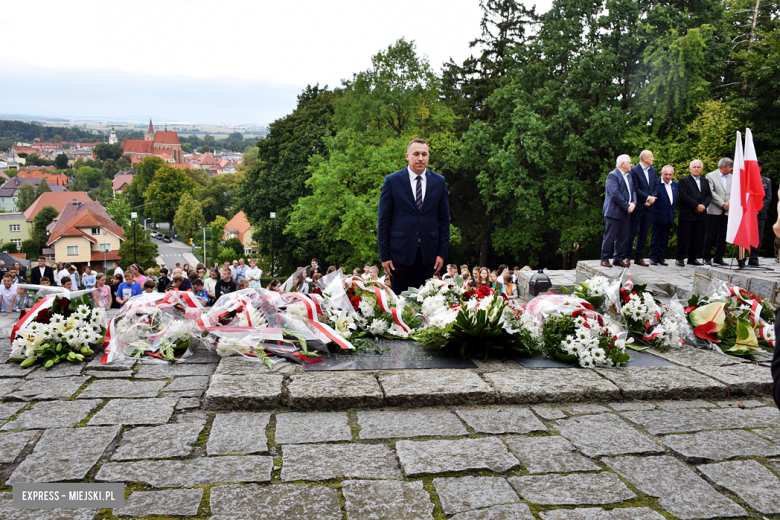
[2,313,780,519]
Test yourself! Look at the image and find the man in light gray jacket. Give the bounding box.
[703,158,734,266]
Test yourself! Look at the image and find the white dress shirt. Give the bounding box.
[621,171,632,200]
[408,167,427,202]
[693,176,701,191]
[663,180,674,203]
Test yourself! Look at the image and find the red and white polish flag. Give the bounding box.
[727,128,763,250]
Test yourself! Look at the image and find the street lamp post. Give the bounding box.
[270,212,276,277]
[131,212,137,264]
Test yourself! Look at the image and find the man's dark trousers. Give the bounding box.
[649,223,672,261]
[676,220,705,262]
[630,210,652,260]
[601,217,629,263]
[392,246,434,294]
[703,213,729,261]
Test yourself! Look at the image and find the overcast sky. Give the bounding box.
[1,0,551,126]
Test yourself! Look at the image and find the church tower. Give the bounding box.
[145,119,155,141]
[108,126,117,145]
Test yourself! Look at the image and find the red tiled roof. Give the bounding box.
[195,152,218,165]
[223,211,251,243]
[123,139,153,154]
[112,174,134,191]
[49,201,113,234]
[47,209,125,246]
[10,253,26,260]
[153,131,180,145]
[172,163,190,169]
[24,192,92,222]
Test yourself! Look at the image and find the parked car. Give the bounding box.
[162,236,172,243]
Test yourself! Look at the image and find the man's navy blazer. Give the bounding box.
[377,168,450,266]
[603,168,636,220]
[650,179,678,225]
[630,164,658,213]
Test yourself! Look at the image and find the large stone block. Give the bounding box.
[358,410,468,439]
[203,374,283,410]
[89,398,177,426]
[594,366,727,400]
[455,407,546,434]
[2,399,100,430]
[691,364,773,395]
[556,413,664,457]
[96,456,273,487]
[504,436,599,474]
[210,483,341,520]
[433,476,519,515]
[698,459,780,514]
[286,372,383,410]
[114,489,203,517]
[396,437,518,476]
[379,370,494,406]
[207,412,271,455]
[660,429,780,462]
[485,369,620,404]
[507,473,636,505]
[342,480,434,520]
[275,411,351,444]
[281,443,402,481]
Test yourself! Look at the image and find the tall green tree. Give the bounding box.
[34,179,51,198]
[173,192,205,241]
[16,184,37,212]
[237,84,339,271]
[201,174,239,223]
[31,205,59,249]
[144,165,196,226]
[209,216,228,262]
[105,193,132,230]
[93,143,125,161]
[125,156,164,217]
[54,153,69,170]
[117,226,159,269]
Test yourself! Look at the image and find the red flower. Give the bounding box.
[476,286,494,299]
[35,309,52,324]
[350,295,361,311]
[56,297,71,309]
[684,305,697,313]
[19,309,27,320]
[311,288,323,296]
[462,290,477,300]
[693,322,721,343]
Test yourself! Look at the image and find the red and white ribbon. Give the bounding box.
[11,296,55,344]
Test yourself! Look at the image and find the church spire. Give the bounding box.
[145,119,155,141]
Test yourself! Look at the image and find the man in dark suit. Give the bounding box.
[749,161,772,266]
[601,154,637,268]
[648,165,678,265]
[676,159,713,267]
[629,150,658,266]
[378,139,450,294]
[30,255,55,285]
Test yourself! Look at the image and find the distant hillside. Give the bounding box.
[0,120,104,151]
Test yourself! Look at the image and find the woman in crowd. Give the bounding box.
[267,279,281,292]
[13,261,26,282]
[246,259,263,289]
[92,273,112,309]
[129,264,146,286]
[56,263,69,286]
[310,273,322,292]
[182,263,191,275]
[490,270,504,293]
[352,268,361,277]
[470,267,480,287]
[326,265,337,275]
[109,273,123,309]
[204,268,219,304]
[477,267,491,287]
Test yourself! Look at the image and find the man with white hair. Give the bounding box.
[601,154,636,268]
[703,157,734,265]
[676,159,712,267]
[648,165,678,265]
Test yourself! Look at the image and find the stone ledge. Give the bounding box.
[286,372,383,410]
[379,370,495,407]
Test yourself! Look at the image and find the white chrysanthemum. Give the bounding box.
[387,323,409,338]
[216,338,251,357]
[368,319,388,336]
[358,298,375,318]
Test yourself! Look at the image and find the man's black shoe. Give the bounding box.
[650,259,658,266]
[704,259,712,265]
[688,259,703,266]
[748,261,759,266]
[675,260,685,267]
[658,259,668,266]
[713,259,727,266]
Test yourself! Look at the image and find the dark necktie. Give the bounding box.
[415,175,423,211]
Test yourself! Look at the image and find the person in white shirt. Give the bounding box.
[112,262,124,280]
[648,165,678,266]
[0,274,16,312]
[56,263,70,286]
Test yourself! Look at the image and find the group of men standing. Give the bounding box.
[601,151,771,268]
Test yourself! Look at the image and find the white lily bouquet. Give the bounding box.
[11,293,107,368]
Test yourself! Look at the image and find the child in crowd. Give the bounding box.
[0,274,16,312]
[267,279,281,292]
[157,267,171,292]
[238,279,249,290]
[116,271,142,307]
[143,279,156,293]
[68,265,80,289]
[205,269,218,304]
[13,286,34,312]
[82,266,96,291]
[442,264,458,281]
[193,279,209,305]
[92,273,112,309]
[61,276,73,291]
[166,274,184,292]
[39,276,51,286]
[215,268,237,300]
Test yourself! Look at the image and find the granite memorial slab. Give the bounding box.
[513,349,674,368]
[210,483,342,520]
[306,339,477,371]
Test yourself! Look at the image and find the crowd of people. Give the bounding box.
[602,150,772,268]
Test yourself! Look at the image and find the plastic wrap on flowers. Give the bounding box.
[617,279,689,352]
[11,290,107,368]
[524,293,596,323]
[199,326,322,368]
[685,281,775,356]
[102,291,203,364]
[196,289,265,328]
[564,276,617,315]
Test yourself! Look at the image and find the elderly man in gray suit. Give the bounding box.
[703,158,734,266]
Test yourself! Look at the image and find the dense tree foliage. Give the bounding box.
[117,226,159,270]
[236,84,340,272]
[237,0,780,269]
